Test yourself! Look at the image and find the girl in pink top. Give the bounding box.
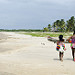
[67,31,75,61]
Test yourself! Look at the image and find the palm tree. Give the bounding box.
[52,22,56,31]
[48,24,52,31]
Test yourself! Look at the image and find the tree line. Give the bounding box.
[0,29,43,32]
[44,16,75,32]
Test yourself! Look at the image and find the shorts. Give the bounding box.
[71,43,75,49]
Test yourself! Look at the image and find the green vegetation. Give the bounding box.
[43,24,52,32]
[0,29,43,32]
[20,32,73,37]
[0,29,73,37]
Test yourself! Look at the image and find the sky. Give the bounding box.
[0,0,75,29]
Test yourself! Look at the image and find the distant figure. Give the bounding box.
[56,35,66,61]
[67,31,75,61]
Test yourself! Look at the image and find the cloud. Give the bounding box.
[0,0,75,29]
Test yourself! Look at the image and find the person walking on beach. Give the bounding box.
[56,35,66,61]
[67,31,75,61]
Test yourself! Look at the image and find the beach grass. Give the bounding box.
[19,32,73,37]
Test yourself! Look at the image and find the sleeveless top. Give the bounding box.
[71,36,75,49]
[56,42,66,52]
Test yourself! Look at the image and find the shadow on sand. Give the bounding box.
[53,58,59,61]
[53,58,73,61]
[0,72,16,75]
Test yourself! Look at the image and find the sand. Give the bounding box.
[0,32,75,75]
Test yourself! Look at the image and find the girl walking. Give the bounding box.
[67,31,75,61]
[56,35,66,61]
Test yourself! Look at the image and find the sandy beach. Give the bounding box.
[0,32,75,75]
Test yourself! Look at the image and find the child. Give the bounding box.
[56,35,66,61]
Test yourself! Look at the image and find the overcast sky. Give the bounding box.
[0,0,75,29]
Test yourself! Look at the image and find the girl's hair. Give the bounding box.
[73,31,75,35]
[59,35,64,41]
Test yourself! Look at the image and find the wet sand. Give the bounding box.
[0,32,75,75]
